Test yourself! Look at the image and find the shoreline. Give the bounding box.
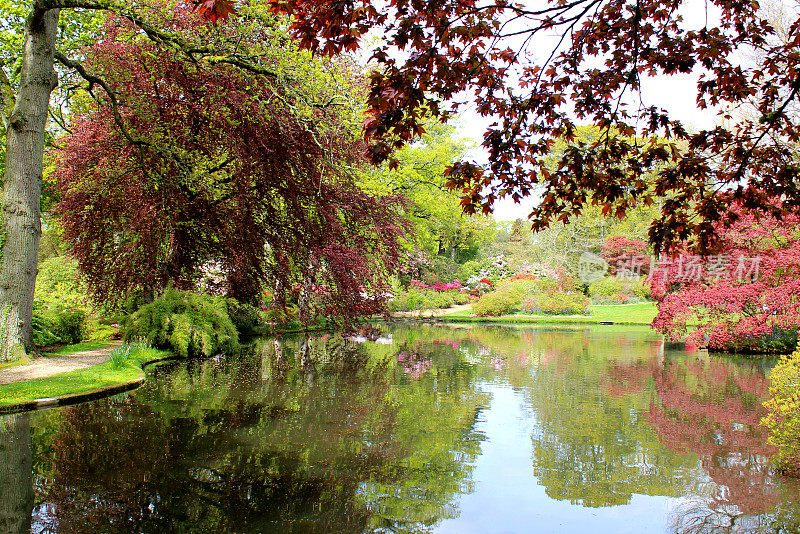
[0,347,174,414]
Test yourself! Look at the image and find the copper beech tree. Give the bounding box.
[269,0,800,252]
[54,8,407,324]
[0,0,246,359]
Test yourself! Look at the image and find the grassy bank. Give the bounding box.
[0,346,172,408]
[42,341,115,356]
[439,302,659,325]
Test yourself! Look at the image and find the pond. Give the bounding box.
[1,324,799,533]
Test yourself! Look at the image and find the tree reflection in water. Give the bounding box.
[30,334,488,533]
[0,413,33,534]
[606,348,797,533]
[4,325,800,533]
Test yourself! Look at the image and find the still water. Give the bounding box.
[1,324,799,533]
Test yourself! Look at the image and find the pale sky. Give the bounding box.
[448,0,728,222]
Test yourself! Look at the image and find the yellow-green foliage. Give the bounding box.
[473,290,519,316]
[389,289,469,311]
[522,291,591,315]
[473,278,557,317]
[588,276,649,301]
[764,350,800,476]
[125,289,239,358]
[35,255,90,313]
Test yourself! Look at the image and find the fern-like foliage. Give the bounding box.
[124,289,239,358]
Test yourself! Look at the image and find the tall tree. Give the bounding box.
[55,8,407,322]
[271,0,800,253]
[360,121,496,262]
[0,0,238,360]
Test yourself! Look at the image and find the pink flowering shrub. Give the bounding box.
[601,236,651,276]
[651,205,800,353]
[409,278,464,292]
[398,251,434,289]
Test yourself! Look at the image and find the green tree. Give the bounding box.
[361,122,496,264]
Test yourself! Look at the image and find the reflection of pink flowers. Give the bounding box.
[111,323,120,328]
[491,356,505,371]
[540,351,556,367]
[396,350,432,378]
[432,339,460,349]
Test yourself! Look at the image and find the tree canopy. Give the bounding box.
[54,7,407,320]
[270,0,800,253]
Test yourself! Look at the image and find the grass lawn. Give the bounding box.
[441,302,659,325]
[0,346,172,408]
[0,361,143,407]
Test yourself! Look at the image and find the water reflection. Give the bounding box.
[0,413,33,534]
[1,325,799,533]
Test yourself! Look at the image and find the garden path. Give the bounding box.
[0,343,121,385]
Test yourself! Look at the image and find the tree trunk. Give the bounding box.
[0,413,34,534]
[0,7,60,361]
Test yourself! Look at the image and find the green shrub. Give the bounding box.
[48,308,87,344]
[764,350,800,476]
[121,289,154,314]
[521,291,591,315]
[225,299,264,335]
[452,292,469,305]
[456,260,484,285]
[473,290,519,316]
[125,288,239,358]
[495,277,569,298]
[389,289,469,311]
[31,309,61,346]
[34,256,90,313]
[588,276,649,302]
[31,304,88,346]
[86,319,123,342]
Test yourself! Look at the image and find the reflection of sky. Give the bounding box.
[435,383,681,534]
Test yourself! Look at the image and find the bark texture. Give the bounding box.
[0,413,34,534]
[0,6,60,361]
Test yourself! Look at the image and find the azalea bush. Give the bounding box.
[409,278,465,292]
[471,269,585,317]
[472,290,519,316]
[652,205,800,354]
[397,251,434,289]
